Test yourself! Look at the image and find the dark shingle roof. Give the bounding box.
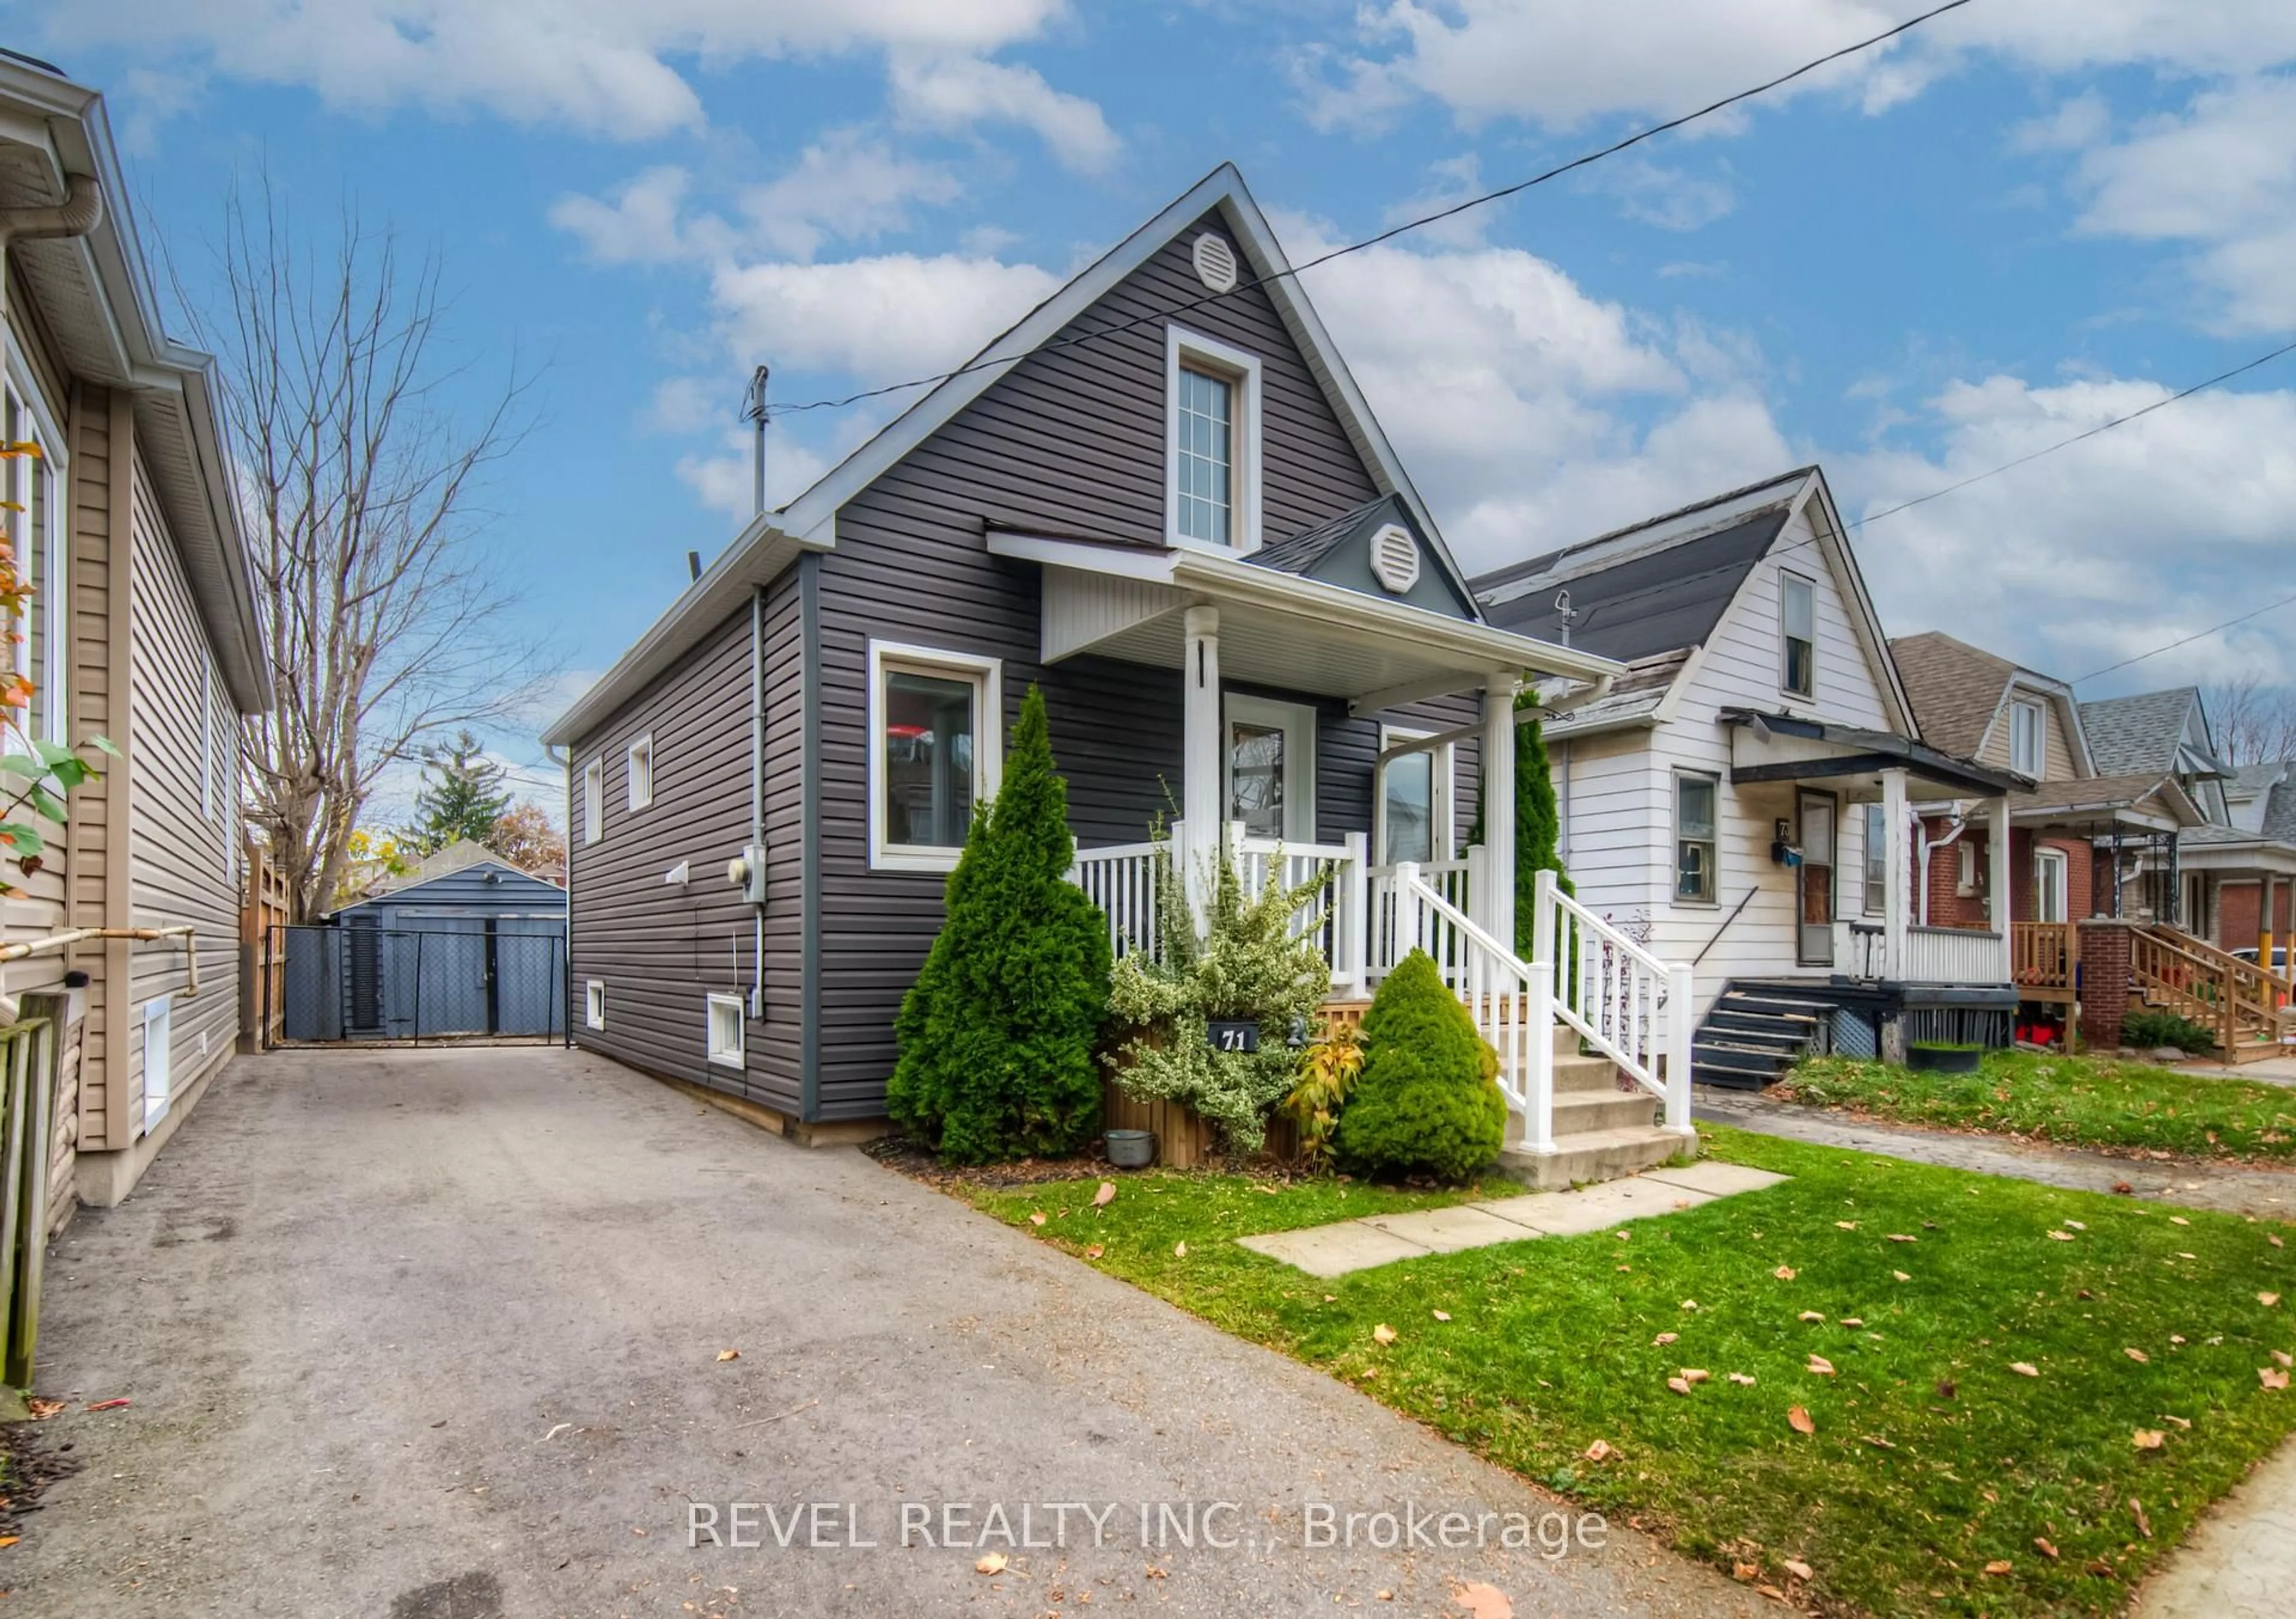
[1473,506,1790,662]
[1889,632,2015,759]
[1248,494,1395,575]
[2080,688,2217,777]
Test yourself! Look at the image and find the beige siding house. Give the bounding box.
[1,56,270,1215]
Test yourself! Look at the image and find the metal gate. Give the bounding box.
[271,924,569,1044]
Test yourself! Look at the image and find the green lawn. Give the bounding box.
[1775,1049,2296,1164]
[961,1129,2296,1618]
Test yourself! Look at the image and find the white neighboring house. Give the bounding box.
[1473,468,2026,1088]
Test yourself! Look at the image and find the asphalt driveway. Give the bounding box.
[10,1046,1764,1617]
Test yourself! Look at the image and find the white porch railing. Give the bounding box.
[1901,924,2007,985]
[1531,869,1693,1143]
[1068,836,1165,962]
[1839,920,1887,980]
[1371,862,1694,1153]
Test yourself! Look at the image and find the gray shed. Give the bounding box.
[283,849,568,1041]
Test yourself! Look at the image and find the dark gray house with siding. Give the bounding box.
[542,165,1618,1140]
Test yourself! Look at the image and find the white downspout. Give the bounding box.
[1917,805,1971,928]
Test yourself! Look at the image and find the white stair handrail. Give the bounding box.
[1534,869,1694,1138]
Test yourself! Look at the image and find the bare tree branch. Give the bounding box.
[2203,676,2296,768]
[175,175,554,921]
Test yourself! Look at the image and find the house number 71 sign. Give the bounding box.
[1207,1020,1260,1053]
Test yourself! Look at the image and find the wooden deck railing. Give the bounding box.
[2129,924,2289,1055]
[2010,921,2077,1003]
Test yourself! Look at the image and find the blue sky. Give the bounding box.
[23,1,2296,810]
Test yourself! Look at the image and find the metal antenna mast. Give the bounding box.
[740,364,771,516]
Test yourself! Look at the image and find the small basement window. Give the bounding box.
[582,757,603,844]
[1780,572,1815,698]
[1675,772,1718,904]
[586,980,606,1030]
[627,734,654,811]
[706,992,744,1070]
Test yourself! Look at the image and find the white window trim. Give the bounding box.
[626,733,654,811]
[142,995,173,1132]
[4,331,66,744]
[200,659,214,819]
[1779,570,1816,699]
[1376,723,1452,865]
[1225,693,1317,844]
[1164,323,1263,556]
[585,979,606,1030]
[581,756,603,845]
[706,991,746,1070]
[2009,697,2045,778]
[1862,802,1888,915]
[867,640,1003,874]
[1672,769,1720,907]
[2034,846,2069,924]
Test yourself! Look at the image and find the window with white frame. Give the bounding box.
[1780,572,1815,699]
[869,641,1001,872]
[2009,698,2044,777]
[3,364,64,743]
[627,734,654,811]
[585,980,606,1030]
[1675,771,1718,903]
[2034,846,2068,924]
[1165,325,1261,552]
[582,757,603,844]
[706,992,744,1068]
[1378,726,1453,865]
[1863,803,1888,914]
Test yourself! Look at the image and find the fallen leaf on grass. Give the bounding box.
[1806,1355,1836,1376]
[1757,1585,1787,1602]
[1887,1233,1918,1244]
[2262,1293,2283,1308]
[2112,1181,2134,1194]
[1894,1270,1911,1282]
[25,1398,64,1419]
[1840,1317,1864,1328]
[976,1553,1008,1575]
[2274,1351,2294,1368]
[1861,1434,1896,1450]
[2011,1362,2040,1377]
[1583,1440,1615,1462]
[1787,1406,1815,1434]
[2065,1218,2087,1230]
[715,1350,740,1363]
[2271,1234,2285,1248]
[1372,1322,1397,1346]
[1936,1379,1958,1399]
[2035,1538,2059,1559]
[1174,1241,1187,1258]
[1729,1373,1757,1386]
[1799,1311,1825,1324]
[1772,1265,1797,1281]
[1653,1331,1678,1346]
[1835,1221,1858,1230]
[1681,1368,1710,1385]
[1733,1563,1759,1582]
[2163,1415,2193,1428]
[2132,1499,2153,1538]
[1094,1181,1117,1209]
[1432,1309,1452,1322]
[2170,1216,2191,1226]
[2134,1429,2166,1450]
[2126,1348,2151,1363]
[1452,1580,1512,1619]
[1028,1212,1047,1227]
[2260,1367,2290,1391]
[1983,1561,2013,1576]
[2047,1231,2076,1242]
[1782,1559,1813,1582]
[1667,1377,1693,1397]
[1084,1244,1104,1260]
[1681,1299,1700,1312]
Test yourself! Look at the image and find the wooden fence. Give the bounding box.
[240,839,290,1051]
[0,1018,59,1386]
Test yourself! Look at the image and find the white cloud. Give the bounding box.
[1590,158,1735,232]
[1303,0,2296,135]
[2067,74,2296,332]
[47,0,1074,138]
[1845,372,2296,685]
[887,54,1120,173]
[1272,213,1793,570]
[549,166,726,265]
[737,131,966,259]
[677,430,833,520]
[2012,90,2111,154]
[709,251,1061,385]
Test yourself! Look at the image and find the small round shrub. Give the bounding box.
[1332,949,1507,1183]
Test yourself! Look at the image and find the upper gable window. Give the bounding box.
[1165,325,1261,554]
[2009,698,2044,777]
[1779,572,1815,699]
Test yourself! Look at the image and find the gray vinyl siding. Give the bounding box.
[761,566,807,1111]
[566,606,789,1113]
[126,449,239,1134]
[339,862,567,921]
[809,214,1403,1120]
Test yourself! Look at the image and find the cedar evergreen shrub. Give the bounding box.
[1466,699,1571,959]
[1332,949,1507,1183]
[2119,1008,2216,1055]
[887,685,1113,1163]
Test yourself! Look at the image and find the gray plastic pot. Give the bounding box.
[1105,1129,1156,1169]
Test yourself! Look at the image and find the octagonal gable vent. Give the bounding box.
[1191,232,1239,293]
[1369,524,1421,594]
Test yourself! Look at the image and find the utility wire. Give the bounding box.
[2071,590,2296,685]
[762,0,1976,421]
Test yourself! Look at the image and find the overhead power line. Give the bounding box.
[763,0,1976,421]
[2071,589,2296,685]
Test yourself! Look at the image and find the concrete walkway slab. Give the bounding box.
[1242,1168,1788,1276]
[2135,1430,2296,1617]
[1366,1203,1541,1253]
[14,1046,1772,1618]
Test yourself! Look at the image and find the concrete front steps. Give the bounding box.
[1497,1024,1692,1190]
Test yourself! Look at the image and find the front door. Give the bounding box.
[1797,790,1837,967]
[1225,695,1316,843]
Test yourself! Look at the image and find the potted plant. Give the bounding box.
[1907,1040,1984,1074]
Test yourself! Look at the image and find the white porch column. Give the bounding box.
[1482,670,1518,955]
[1181,606,1222,932]
[1882,767,1910,980]
[1987,796,2013,984]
